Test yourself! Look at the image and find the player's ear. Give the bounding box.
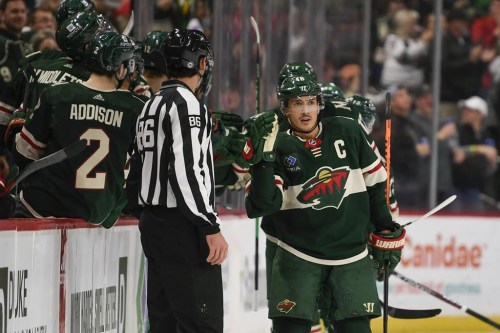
[198,56,207,75]
[116,63,127,80]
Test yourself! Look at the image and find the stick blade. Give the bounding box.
[380,299,442,319]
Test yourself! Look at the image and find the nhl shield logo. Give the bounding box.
[297,166,350,209]
[277,299,296,313]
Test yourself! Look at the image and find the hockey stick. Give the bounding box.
[1,139,87,196]
[384,92,392,207]
[401,194,456,228]
[393,271,500,330]
[383,91,392,333]
[250,16,261,308]
[379,299,441,319]
[122,10,134,36]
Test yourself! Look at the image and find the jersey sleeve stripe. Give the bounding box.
[19,128,46,150]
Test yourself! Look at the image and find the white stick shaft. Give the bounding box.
[402,195,457,227]
[250,16,260,44]
[122,10,134,36]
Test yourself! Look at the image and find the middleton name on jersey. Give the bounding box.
[34,68,83,85]
[69,104,124,128]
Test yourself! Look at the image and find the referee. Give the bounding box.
[135,29,228,333]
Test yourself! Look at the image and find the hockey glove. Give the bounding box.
[212,111,244,132]
[213,126,253,168]
[227,163,251,191]
[369,223,406,280]
[243,111,278,163]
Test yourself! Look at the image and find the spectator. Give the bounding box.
[470,0,500,95]
[436,8,486,121]
[11,31,145,225]
[374,85,427,209]
[452,96,498,211]
[29,29,58,51]
[410,85,457,206]
[380,9,431,89]
[28,5,57,33]
[0,0,31,95]
[186,0,209,34]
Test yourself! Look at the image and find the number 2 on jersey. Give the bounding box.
[76,128,110,189]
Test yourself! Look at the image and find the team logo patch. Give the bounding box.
[297,166,350,209]
[277,299,296,313]
[305,138,323,157]
[284,155,301,172]
[304,138,322,149]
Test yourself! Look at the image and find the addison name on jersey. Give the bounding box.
[69,103,124,128]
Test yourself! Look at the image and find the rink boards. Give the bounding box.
[0,214,499,333]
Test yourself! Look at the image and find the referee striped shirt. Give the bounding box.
[135,80,220,234]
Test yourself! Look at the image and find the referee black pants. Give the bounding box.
[139,206,223,333]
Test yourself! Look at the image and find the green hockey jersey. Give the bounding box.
[246,117,393,260]
[16,82,144,227]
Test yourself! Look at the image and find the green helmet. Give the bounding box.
[55,0,96,27]
[142,30,167,74]
[56,11,104,61]
[346,95,377,133]
[320,82,345,102]
[85,31,138,75]
[277,75,323,113]
[278,61,316,86]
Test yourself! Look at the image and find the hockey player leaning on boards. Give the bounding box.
[245,74,405,333]
[11,31,145,227]
[0,11,107,149]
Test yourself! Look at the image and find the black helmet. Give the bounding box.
[55,0,96,27]
[56,11,104,61]
[164,29,214,96]
[85,31,138,75]
[142,30,168,74]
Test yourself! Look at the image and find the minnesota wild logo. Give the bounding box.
[277,299,296,313]
[297,166,350,209]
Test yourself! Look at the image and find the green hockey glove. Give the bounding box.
[212,111,244,131]
[369,223,406,279]
[212,126,253,168]
[243,111,278,163]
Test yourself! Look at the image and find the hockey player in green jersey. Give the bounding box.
[11,31,145,228]
[0,11,107,149]
[245,75,405,333]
